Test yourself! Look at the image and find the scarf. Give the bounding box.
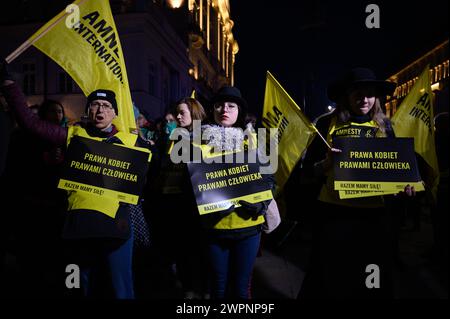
[201,124,245,152]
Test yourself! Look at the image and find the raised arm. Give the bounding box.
[1,81,67,146]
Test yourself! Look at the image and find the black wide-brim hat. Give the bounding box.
[210,86,248,111]
[327,67,397,103]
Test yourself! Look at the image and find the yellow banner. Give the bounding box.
[30,0,135,133]
[262,71,316,193]
[391,66,439,200]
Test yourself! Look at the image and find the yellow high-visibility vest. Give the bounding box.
[65,126,137,218]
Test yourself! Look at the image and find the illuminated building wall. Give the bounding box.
[0,0,239,122]
[385,40,449,119]
[186,0,239,95]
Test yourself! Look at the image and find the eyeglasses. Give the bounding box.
[214,103,238,112]
[89,102,114,111]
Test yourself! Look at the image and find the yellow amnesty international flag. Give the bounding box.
[262,71,316,193]
[391,66,439,198]
[29,0,135,132]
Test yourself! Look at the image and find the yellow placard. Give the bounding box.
[334,180,425,192]
[338,190,398,199]
[58,179,139,204]
[197,190,273,215]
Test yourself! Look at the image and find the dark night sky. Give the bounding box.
[0,0,447,121]
[230,0,449,120]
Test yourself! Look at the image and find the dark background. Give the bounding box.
[0,0,447,120]
[231,0,449,120]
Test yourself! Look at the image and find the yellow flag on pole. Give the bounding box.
[262,71,316,193]
[29,0,135,132]
[391,66,439,199]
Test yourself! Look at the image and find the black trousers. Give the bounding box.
[299,201,394,299]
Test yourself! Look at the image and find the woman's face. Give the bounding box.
[176,103,192,128]
[213,101,239,127]
[136,114,147,128]
[45,103,64,125]
[348,86,376,115]
[165,113,175,123]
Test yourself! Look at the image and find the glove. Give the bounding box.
[215,204,235,218]
[238,200,268,218]
[0,60,13,82]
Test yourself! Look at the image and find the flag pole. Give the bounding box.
[6,16,66,63]
[311,124,332,150]
[6,40,32,64]
[5,0,87,63]
[266,71,333,150]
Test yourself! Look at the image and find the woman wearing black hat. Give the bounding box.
[298,68,414,299]
[198,86,273,299]
[1,70,141,299]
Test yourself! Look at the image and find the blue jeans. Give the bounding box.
[80,233,135,299]
[207,232,261,299]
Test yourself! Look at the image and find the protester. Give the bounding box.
[198,86,274,299]
[159,112,177,149]
[165,112,177,136]
[1,96,69,297]
[1,61,144,299]
[38,99,68,127]
[430,112,449,264]
[136,113,153,144]
[0,95,13,179]
[0,94,14,296]
[245,113,257,132]
[161,97,209,298]
[298,67,415,299]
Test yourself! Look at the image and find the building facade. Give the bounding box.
[385,40,449,119]
[0,0,239,123]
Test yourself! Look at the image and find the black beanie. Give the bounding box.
[86,89,118,114]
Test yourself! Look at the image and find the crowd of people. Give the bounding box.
[0,61,447,299]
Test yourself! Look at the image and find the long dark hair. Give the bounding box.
[335,96,388,135]
[38,99,65,120]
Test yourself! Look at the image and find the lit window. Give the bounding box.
[167,0,184,9]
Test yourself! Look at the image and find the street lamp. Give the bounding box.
[167,0,184,9]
